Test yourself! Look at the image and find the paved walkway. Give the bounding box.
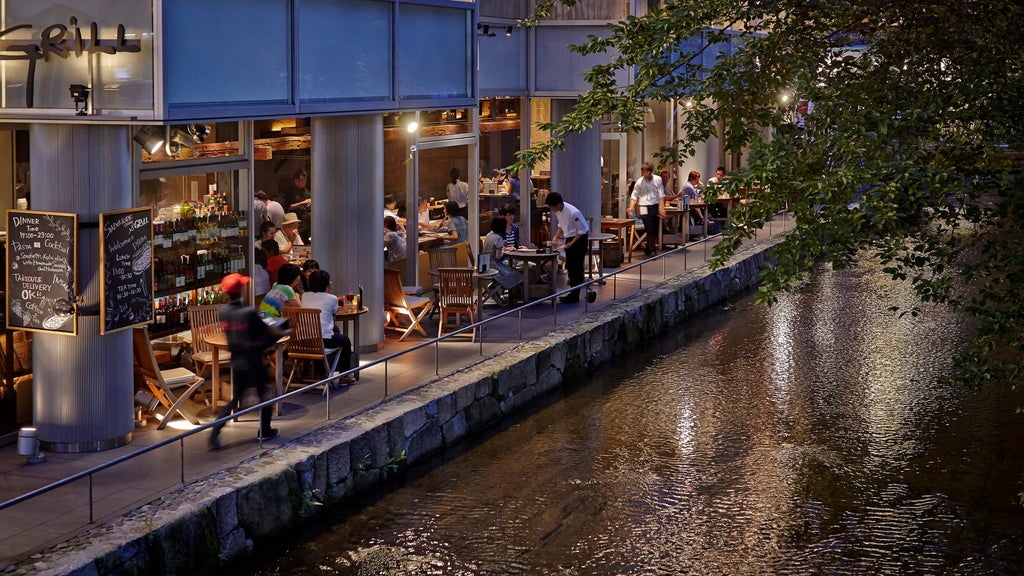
[0,218,793,569]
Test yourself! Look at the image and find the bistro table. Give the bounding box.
[418,233,445,251]
[204,331,290,416]
[334,303,368,379]
[506,249,559,304]
[601,218,636,262]
[586,232,615,282]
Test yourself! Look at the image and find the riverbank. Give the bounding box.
[6,235,783,576]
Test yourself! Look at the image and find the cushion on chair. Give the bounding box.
[406,294,432,308]
[161,367,199,389]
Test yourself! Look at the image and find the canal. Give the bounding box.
[250,263,1024,575]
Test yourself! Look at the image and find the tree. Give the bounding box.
[514,0,1024,389]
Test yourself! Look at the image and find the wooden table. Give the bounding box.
[662,202,708,248]
[506,249,559,303]
[205,331,290,416]
[334,304,368,379]
[601,218,635,262]
[418,234,445,251]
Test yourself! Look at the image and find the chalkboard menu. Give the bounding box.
[6,210,78,334]
[100,207,154,334]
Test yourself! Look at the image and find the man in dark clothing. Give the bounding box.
[209,273,292,450]
[281,167,311,242]
[545,192,589,304]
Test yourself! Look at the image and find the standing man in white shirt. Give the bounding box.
[626,162,666,256]
[545,192,589,304]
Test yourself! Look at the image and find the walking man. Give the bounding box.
[545,192,589,304]
[626,162,666,256]
[209,273,292,450]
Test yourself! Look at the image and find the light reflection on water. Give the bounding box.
[252,264,1024,575]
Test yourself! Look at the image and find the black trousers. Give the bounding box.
[323,333,353,372]
[212,363,273,436]
[565,233,588,299]
[639,207,660,254]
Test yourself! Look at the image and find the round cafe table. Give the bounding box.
[205,331,290,416]
[505,249,559,304]
[586,232,614,281]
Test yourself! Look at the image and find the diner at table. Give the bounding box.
[301,269,355,385]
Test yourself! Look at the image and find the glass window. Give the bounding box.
[297,0,392,101]
[164,0,290,106]
[398,5,471,99]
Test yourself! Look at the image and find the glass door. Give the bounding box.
[601,133,628,217]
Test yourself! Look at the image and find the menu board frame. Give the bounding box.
[5,209,78,335]
[99,207,155,334]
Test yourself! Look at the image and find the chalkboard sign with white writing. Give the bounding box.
[6,210,77,334]
[100,207,154,334]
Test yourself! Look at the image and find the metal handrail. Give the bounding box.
[0,211,790,518]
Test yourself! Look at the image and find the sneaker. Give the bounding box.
[208,434,221,451]
[257,428,280,441]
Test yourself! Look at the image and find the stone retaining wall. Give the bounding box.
[12,237,781,576]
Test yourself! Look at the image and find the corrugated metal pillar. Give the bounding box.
[551,99,602,223]
[310,115,384,352]
[30,124,134,452]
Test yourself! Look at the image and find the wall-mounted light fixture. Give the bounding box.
[505,25,513,37]
[133,126,165,154]
[68,84,89,116]
[477,23,495,37]
[403,113,419,134]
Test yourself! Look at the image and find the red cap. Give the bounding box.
[220,273,250,295]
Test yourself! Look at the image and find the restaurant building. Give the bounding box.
[0,0,742,451]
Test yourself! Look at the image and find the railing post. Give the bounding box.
[89,475,94,523]
[180,437,185,484]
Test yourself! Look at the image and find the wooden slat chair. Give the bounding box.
[629,216,647,255]
[384,268,433,341]
[437,267,478,341]
[281,307,341,395]
[132,327,207,429]
[188,305,230,382]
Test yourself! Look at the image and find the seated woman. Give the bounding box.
[384,216,407,262]
[482,216,523,303]
[440,200,469,246]
[258,263,302,318]
[383,194,407,233]
[301,269,355,385]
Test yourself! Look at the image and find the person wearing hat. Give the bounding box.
[274,212,305,256]
[209,273,292,450]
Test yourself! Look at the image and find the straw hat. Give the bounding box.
[281,212,300,226]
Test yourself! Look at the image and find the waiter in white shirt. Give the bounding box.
[626,162,667,256]
[545,192,589,304]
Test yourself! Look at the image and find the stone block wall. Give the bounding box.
[13,236,781,576]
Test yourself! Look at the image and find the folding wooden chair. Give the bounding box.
[132,327,207,429]
[629,217,647,255]
[384,268,433,341]
[188,305,231,381]
[281,308,341,395]
[437,267,478,341]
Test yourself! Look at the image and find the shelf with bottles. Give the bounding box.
[154,244,248,296]
[149,287,229,340]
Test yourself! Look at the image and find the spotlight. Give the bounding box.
[170,128,198,148]
[406,120,419,134]
[505,25,513,37]
[187,123,211,144]
[68,83,89,115]
[17,427,44,464]
[133,126,165,154]
[477,23,495,37]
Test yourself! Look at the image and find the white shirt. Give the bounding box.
[446,180,469,208]
[553,201,589,238]
[631,175,665,206]
[300,291,339,340]
[273,229,304,254]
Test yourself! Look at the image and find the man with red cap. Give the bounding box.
[209,272,292,450]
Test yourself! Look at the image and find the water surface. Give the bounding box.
[253,264,1024,575]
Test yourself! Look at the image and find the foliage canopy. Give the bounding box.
[514,0,1024,389]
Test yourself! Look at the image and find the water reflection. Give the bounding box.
[251,263,1024,575]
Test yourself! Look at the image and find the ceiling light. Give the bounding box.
[505,26,513,37]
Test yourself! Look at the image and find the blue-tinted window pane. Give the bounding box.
[479,29,526,94]
[298,0,391,101]
[165,0,290,105]
[398,5,470,99]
